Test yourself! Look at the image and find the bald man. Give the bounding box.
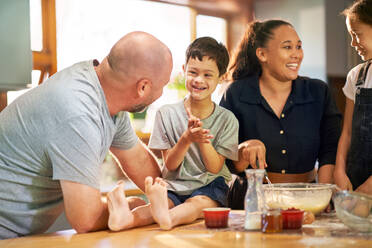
[0,31,173,239]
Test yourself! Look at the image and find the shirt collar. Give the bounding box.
[239,76,314,105]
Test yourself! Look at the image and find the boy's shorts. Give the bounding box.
[167,176,229,207]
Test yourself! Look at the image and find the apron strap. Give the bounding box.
[356,60,371,86]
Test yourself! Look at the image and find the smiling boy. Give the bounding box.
[107,37,239,231]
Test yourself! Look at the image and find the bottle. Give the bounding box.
[244,169,266,230]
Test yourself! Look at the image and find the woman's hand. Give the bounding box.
[238,139,267,169]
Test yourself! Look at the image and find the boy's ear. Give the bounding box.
[256,47,267,63]
[136,78,152,98]
[182,64,186,73]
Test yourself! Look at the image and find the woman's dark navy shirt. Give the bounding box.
[219,75,342,176]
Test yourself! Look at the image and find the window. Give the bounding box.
[196,14,227,44]
[55,0,190,72]
[196,14,227,104]
[7,0,228,132]
[30,0,43,52]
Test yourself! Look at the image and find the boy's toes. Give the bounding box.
[159,180,167,187]
[155,177,163,184]
[145,176,153,190]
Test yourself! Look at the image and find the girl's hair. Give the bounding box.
[342,0,372,26]
[227,19,292,81]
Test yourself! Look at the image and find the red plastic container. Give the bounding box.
[281,208,304,229]
[203,208,230,228]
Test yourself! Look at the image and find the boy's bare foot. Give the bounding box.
[107,181,134,231]
[145,177,172,230]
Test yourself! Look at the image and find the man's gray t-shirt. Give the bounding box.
[0,60,138,238]
[148,101,239,195]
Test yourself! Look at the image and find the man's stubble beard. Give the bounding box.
[129,103,148,114]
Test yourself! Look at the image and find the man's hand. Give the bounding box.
[238,139,267,169]
[110,142,161,192]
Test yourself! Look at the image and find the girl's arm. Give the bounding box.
[356,176,372,194]
[334,98,354,190]
[318,164,335,184]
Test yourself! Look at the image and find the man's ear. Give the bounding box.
[136,78,152,98]
[256,47,267,63]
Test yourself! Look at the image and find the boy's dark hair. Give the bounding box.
[185,37,229,76]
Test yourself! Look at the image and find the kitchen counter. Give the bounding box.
[0,211,370,248]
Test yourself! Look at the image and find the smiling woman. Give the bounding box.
[220,19,342,209]
[256,24,304,101]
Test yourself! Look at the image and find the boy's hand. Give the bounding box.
[185,126,213,144]
[187,114,202,129]
[185,108,213,143]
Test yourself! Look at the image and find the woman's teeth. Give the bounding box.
[286,63,298,69]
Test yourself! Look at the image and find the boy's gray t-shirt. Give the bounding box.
[0,60,138,238]
[148,101,239,195]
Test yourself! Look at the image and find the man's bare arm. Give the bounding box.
[61,180,108,233]
[110,141,161,192]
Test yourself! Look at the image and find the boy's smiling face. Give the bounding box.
[183,56,220,102]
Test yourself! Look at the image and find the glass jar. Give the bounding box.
[261,208,283,233]
[244,169,266,230]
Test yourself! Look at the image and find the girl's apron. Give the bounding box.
[346,60,372,189]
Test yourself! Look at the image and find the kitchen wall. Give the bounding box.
[254,0,357,81]
[254,0,327,81]
[254,0,358,113]
[325,0,359,77]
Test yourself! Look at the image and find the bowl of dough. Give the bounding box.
[263,183,334,215]
[333,190,372,232]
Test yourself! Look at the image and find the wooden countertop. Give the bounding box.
[0,211,370,248]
